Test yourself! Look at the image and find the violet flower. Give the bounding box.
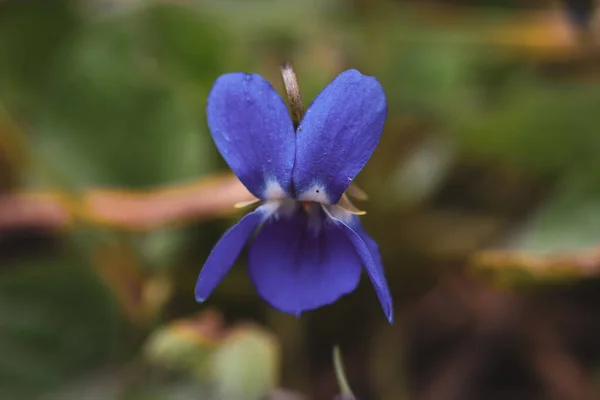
[195,69,393,322]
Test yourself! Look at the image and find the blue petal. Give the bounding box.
[195,206,269,302]
[247,207,362,315]
[293,69,387,204]
[326,211,393,323]
[207,73,295,199]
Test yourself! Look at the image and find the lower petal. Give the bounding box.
[325,208,394,323]
[195,206,270,302]
[247,208,362,316]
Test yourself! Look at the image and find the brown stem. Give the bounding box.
[0,173,255,232]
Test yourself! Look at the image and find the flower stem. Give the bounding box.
[333,345,355,398]
[280,61,304,130]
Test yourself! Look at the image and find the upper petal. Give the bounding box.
[195,206,270,302]
[325,208,393,323]
[293,69,387,203]
[247,206,362,316]
[207,73,295,199]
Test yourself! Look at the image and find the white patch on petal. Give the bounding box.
[296,183,331,204]
[257,201,282,219]
[263,180,288,200]
[259,199,298,224]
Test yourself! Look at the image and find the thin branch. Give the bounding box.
[0,173,255,232]
[470,247,600,280]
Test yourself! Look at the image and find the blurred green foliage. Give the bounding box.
[0,258,119,399]
[1,0,600,398]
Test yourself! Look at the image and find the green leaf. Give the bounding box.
[514,171,600,253]
[0,0,79,110]
[383,33,482,117]
[4,6,221,189]
[455,83,600,174]
[211,326,279,400]
[143,321,216,379]
[0,258,120,399]
[37,17,213,187]
[142,3,227,84]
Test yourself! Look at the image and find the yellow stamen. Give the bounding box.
[338,193,367,215]
[233,198,261,209]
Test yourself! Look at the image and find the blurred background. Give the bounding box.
[1,0,600,399]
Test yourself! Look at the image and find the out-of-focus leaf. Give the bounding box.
[0,259,120,399]
[211,324,280,400]
[91,243,172,326]
[32,11,215,188]
[137,227,189,268]
[514,173,600,253]
[143,3,227,85]
[385,135,456,207]
[144,310,225,379]
[196,0,331,38]
[471,171,600,284]
[144,313,280,399]
[385,37,478,117]
[0,0,79,110]
[454,83,600,174]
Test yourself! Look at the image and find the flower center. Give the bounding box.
[300,201,313,213]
